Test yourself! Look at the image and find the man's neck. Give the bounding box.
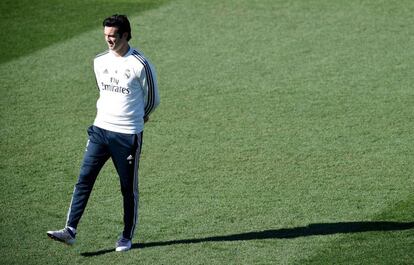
[113,45,130,57]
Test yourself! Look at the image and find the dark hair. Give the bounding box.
[103,14,132,41]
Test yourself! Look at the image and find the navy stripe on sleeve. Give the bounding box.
[131,50,155,117]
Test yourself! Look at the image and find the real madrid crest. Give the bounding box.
[124,69,131,79]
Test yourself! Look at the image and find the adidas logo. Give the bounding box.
[127,155,134,164]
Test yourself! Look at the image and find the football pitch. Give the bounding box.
[1,0,413,264]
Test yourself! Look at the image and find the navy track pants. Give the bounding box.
[66,125,142,239]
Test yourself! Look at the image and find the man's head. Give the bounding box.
[103,14,131,40]
[102,14,131,54]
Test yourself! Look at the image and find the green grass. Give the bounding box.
[1,0,414,264]
[0,0,168,64]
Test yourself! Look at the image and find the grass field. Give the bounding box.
[1,0,414,264]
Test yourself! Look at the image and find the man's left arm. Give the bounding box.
[143,62,160,122]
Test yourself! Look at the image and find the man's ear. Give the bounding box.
[122,32,129,40]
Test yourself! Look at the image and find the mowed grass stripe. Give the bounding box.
[0,0,169,64]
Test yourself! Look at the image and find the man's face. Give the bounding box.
[104,26,127,52]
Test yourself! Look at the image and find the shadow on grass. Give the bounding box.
[81,221,414,257]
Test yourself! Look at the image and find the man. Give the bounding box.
[47,14,160,252]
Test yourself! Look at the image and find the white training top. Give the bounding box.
[93,47,160,134]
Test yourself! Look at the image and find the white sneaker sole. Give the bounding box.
[115,246,131,252]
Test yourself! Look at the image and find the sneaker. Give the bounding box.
[115,236,132,252]
[47,228,76,245]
